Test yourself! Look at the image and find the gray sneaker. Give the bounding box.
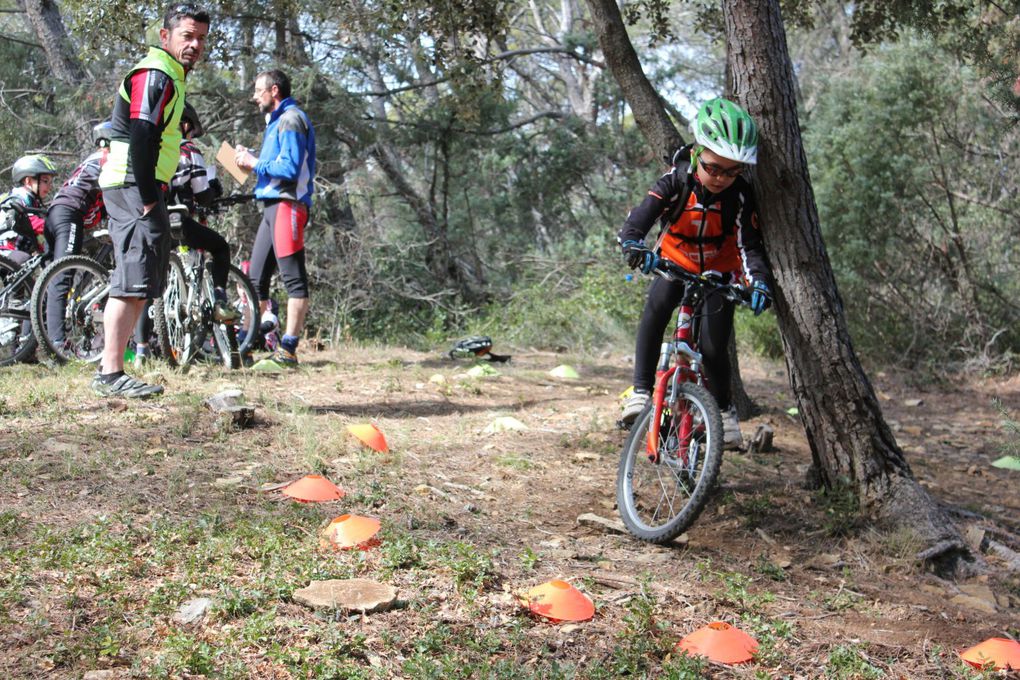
[621,391,650,425]
[91,373,164,399]
[722,406,742,450]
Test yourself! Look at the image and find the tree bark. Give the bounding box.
[16,0,86,83]
[722,0,969,574]
[583,0,683,156]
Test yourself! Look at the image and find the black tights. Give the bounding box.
[632,276,735,410]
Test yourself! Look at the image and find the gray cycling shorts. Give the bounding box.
[104,186,171,298]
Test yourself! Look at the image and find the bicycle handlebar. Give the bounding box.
[634,247,753,307]
[211,194,256,208]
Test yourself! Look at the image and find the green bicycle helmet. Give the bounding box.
[691,98,759,165]
[11,154,57,184]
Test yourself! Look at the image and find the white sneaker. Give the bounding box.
[621,391,650,425]
[722,406,742,450]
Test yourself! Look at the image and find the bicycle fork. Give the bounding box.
[646,302,703,463]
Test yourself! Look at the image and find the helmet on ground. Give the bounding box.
[449,336,492,359]
[11,154,58,184]
[180,101,204,138]
[691,98,758,165]
[92,121,114,148]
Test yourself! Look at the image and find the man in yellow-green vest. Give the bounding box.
[93,3,210,398]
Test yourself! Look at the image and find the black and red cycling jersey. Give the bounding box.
[49,149,108,230]
[104,63,177,203]
[618,146,771,287]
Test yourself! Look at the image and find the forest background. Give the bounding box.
[2,0,1019,372]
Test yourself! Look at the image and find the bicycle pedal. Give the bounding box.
[616,419,633,432]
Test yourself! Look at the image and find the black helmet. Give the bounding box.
[92,121,114,148]
[180,102,204,138]
[11,154,57,184]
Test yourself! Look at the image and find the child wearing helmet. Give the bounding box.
[0,154,58,266]
[617,98,773,448]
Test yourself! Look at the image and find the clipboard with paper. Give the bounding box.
[216,141,251,185]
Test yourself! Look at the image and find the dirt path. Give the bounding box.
[0,347,1016,678]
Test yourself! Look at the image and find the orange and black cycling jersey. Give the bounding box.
[618,151,771,287]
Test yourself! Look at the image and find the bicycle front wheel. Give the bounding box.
[0,257,37,366]
[616,381,723,544]
[29,255,109,365]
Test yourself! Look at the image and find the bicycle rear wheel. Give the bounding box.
[616,381,723,544]
[202,263,240,369]
[0,257,37,366]
[152,252,193,368]
[29,255,109,365]
[226,263,258,356]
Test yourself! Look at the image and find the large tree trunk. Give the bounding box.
[722,0,969,574]
[16,0,86,83]
[583,0,682,156]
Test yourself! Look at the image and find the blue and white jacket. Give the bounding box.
[254,97,316,207]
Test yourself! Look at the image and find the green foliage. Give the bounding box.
[805,39,1020,366]
[824,643,885,679]
[735,308,784,359]
[814,477,861,538]
[480,258,645,352]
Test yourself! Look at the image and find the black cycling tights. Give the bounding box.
[632,276,735,410]
[181,216,230,290]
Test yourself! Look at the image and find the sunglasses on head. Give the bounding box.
[699,158,745,179]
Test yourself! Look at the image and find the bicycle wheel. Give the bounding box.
[616,381,723,543]
[202,264,240,369]
[152,251,193,368]
[226,263,258,356]
[29,255,108,365]
[0,257,37,366]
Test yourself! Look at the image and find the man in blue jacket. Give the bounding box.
[235,69,316,369]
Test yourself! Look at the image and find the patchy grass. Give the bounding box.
[0,347,1016,678]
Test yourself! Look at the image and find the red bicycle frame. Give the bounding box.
[646,300,700,462]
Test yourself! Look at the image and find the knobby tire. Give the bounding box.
[616,381,723,543]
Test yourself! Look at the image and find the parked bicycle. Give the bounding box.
[2,206,112,366]
[153,197,258,370]
[616,254,754,543]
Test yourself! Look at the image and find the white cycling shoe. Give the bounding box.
[722,406,743,450]
[620,390,650,426]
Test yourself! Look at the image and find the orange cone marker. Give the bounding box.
[520,580,594,622]
[678,622,758,664]
[320,514,382,550]
[281,474,345,502]
[347,423,389,452]
[960,638,1020,670]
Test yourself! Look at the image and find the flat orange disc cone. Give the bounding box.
[320,514,382,550]
[281,475,345,502]
[960,638,1020,670]
[347,423,389,452]
[678,622,758,664]
[520,580,594,622]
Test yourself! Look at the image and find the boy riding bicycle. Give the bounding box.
[618,98,773,449]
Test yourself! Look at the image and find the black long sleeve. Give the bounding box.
[129,119,161,205]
